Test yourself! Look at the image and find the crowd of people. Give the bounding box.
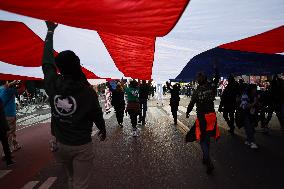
[219,75,284,149]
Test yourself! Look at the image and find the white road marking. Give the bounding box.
[17,114,38,123]
[40,118,51,123]
[177,119,190,133]
[38,177,57,189]
[21,181,39,189]
[0,170,11,179]
[19,114,51,126]
[103,108,114,119]
[162,106,182,116]
[148,107,167,118]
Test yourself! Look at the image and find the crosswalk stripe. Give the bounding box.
[21,181,39,189]
[0,170,11,179]
[38,177,57,189]
[17,114,38,123]
[19,114,51,126]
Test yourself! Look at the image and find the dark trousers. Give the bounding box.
[197,114,211,162]
[0,132,12,162]
[223,109,235,131]
[171,106,178,123]
[139,99,147,123]
[128,109,138,129]
[114,106,125,124]
[244,114,256,143]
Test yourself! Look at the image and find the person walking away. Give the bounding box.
[125,80,140,137]
[269,75,284,131]
[104,87,112,114]
[111,82,125,128]
[218,75,239,135]
[42,21,106,189]
[185,70,220,174]
[163,85,167,95]
[0,98,14,166]
[240,84,259,149]
[0,80,24,152]
[138,80,150,125]
[156,84,164,106]
[166,82,181,125]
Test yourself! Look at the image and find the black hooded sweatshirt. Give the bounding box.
[42,32,106,146]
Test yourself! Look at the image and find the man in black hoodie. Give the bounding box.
[42,21,106,189]
[186,68,220,175]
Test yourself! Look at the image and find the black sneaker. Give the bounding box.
[206,162,215,175]
[119,123,123,128]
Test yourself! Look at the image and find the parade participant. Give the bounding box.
[269,75,284,131]
[185,69,220,174]
[0,80,24,152]
[156,84,164,106]
[42,21,106,189]
[111,82,125,128]
[219,75,239,135]
[138,80,150,125]
[0,98,14,166]
[166,82,181,125]
[240,84,259,149]
[125,80,140,137]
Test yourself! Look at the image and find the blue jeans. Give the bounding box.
[198,114,211,161]
[139,99,147,122]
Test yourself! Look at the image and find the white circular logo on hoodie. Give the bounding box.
[54,95,77,116]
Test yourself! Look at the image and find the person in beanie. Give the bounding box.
[42,21,106,189]
[125,80,140,137]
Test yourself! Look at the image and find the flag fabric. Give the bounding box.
[0,0,283,81]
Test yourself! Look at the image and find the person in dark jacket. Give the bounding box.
[111,82,125,128]
[166,82,180,125]
[125,80,140,137]
[269,75,284,131]
[219,75,239,135]
[138,80,150,125]
[42,21,106,189]
[0,98,14,166]
[186,68,220,174]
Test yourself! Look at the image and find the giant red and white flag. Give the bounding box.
[0,0,283,82]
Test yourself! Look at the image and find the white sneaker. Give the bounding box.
[132,130,138,137]
[250,143,258,149]
[244,141,251,145]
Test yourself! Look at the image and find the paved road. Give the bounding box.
[1,94,283,189]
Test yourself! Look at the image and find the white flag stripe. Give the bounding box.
[0,10,124,79]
